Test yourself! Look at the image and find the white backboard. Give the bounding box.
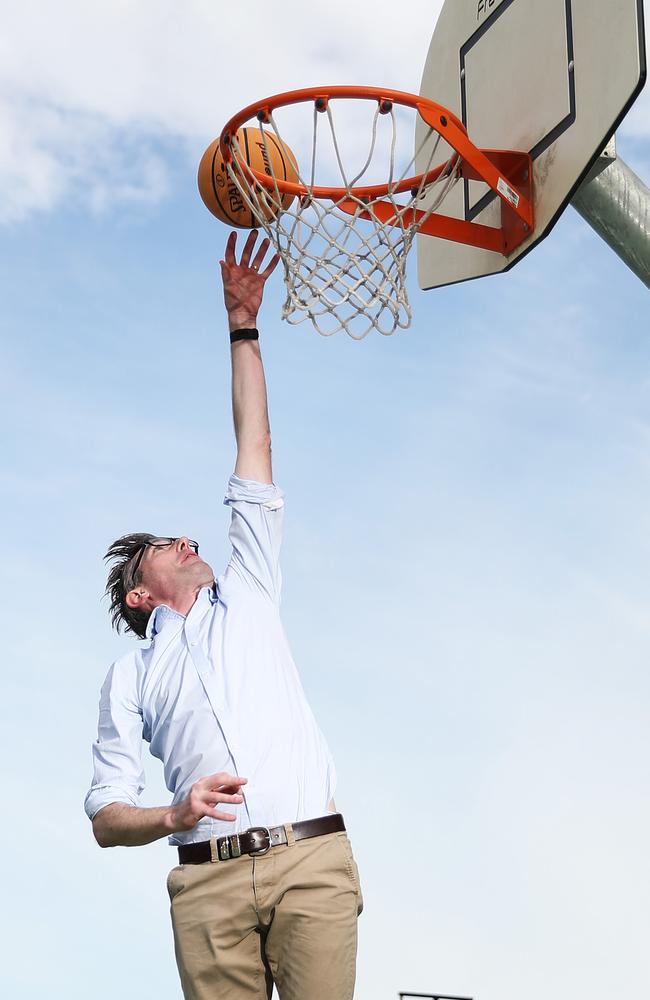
[416,0,647,289]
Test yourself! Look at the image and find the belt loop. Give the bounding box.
[209,837,219,863]
[284,823,296,847]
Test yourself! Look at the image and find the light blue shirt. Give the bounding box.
[84,476,336,846]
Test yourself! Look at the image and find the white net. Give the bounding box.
[226,97,461,340]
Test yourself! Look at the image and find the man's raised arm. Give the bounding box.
[220,230,280,484]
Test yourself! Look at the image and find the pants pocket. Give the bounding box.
[336,834,364,914]
[166,864,186,901]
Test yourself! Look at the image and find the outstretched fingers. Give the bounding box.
[239,229,259,268]
[250,236,270,272]
[219,230,279,328]
[260,251,281,279]
[224,230,238,265]
[223,229,279,278]
[251,238,281,279]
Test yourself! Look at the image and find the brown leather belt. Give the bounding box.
[178,813,345,864]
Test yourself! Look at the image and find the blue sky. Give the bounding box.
[1,3,649,998]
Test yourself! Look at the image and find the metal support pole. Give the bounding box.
[571,141,650,289]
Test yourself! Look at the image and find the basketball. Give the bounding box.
[198,128,299,229]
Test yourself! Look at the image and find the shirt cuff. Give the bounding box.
[224,475,284,510]
[84,786,141,821]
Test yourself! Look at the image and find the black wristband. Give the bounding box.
[230,328,259,343]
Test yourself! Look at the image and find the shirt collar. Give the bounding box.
[145,603,184,640]
[145,584,219,639]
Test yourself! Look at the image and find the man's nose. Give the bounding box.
[177,536,191,552]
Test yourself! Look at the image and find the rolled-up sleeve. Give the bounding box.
[222,474,285,602]
[84,660,145,821]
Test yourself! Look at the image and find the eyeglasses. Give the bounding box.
[126,537,200,590]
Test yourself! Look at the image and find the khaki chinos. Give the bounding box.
[167,826,363,999]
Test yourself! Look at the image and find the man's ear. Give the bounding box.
[125,588,149,610]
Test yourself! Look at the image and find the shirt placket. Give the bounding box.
[184,618,257,828]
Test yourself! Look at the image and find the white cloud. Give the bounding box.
[0,94,170,222]
[0,1,441,123]
[0,0,441,220]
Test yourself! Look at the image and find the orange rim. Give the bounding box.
[220,86,465,200]
[219,87,534,229]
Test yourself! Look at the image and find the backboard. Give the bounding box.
[416,0,647,289]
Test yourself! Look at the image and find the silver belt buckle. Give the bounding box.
[248,826,272,856]
[217,833,242,861]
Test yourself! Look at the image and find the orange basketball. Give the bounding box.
[197,128,299,229]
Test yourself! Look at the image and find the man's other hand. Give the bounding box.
[170,772,248,831]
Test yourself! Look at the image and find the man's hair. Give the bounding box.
[104,532,157,640]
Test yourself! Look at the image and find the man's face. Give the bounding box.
[130,536,215,613]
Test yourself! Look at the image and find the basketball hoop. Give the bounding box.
[220,86,534,339]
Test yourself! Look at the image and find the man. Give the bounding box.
[85,230,362,1000]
